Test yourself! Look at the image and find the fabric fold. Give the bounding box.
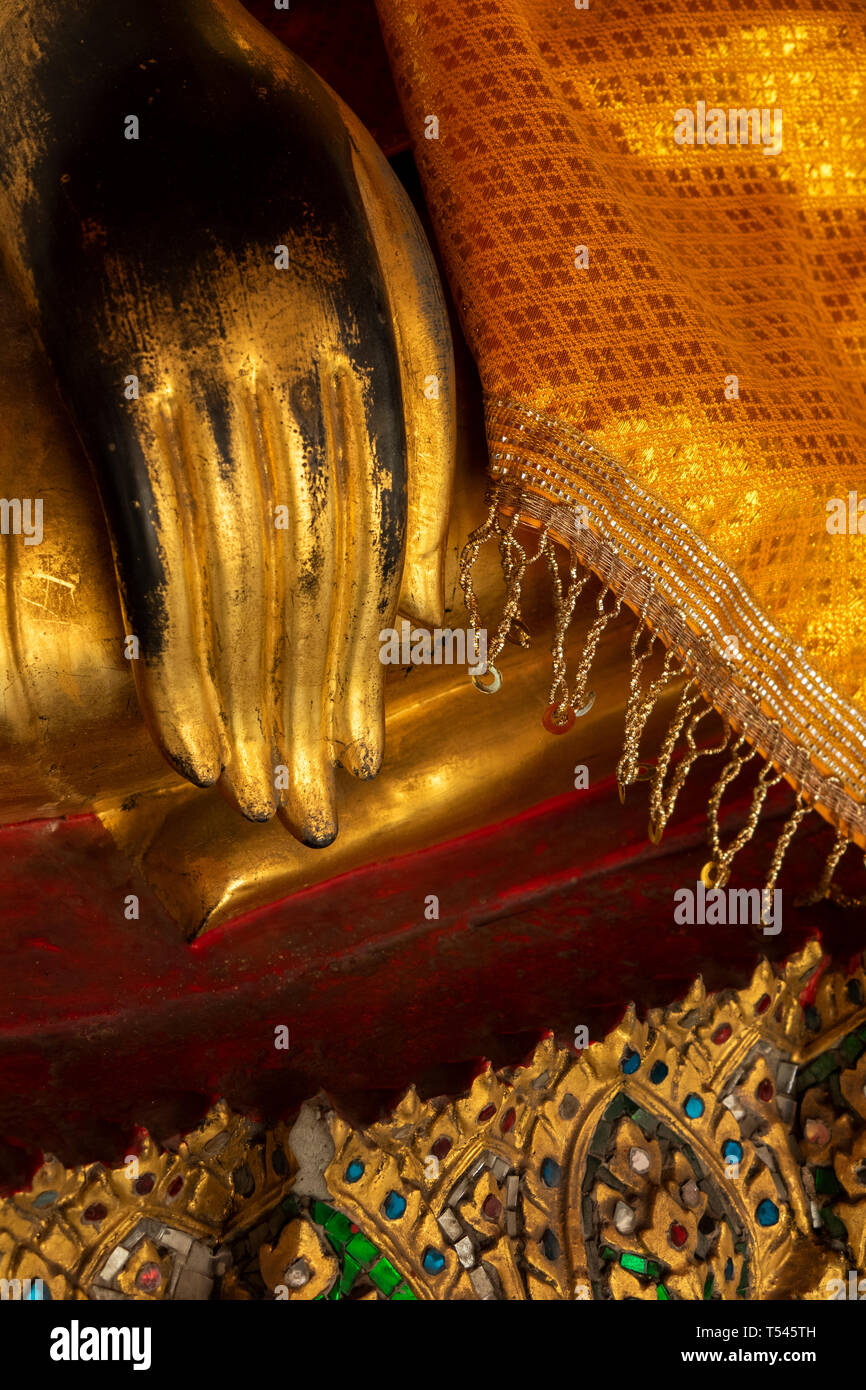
[375,0,866,889]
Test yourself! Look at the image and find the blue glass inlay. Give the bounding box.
[541,1157,561,1188]
[383,1190,407,1220]
[541,1228,561,1261]
[756,1199,779,1227]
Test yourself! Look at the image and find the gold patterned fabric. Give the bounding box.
[374,0,866,851]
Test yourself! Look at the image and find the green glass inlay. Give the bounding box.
[703,1274,714,1299]
[820,1207,846,1239]
[601,1246,618,1262]
[325,1211,353,1246]
[646,1261,662,1280]
[369,1257,402,1295]
[340,1253,362,1295]
[680,1143,703,1177]
[841,1032,865,1064]
[309,1200,419,1302]
[815,1166,841,1197]
[621,1252,647,1275]
[589,1121,613,1157]
[657,1284,671,1301]
[346,1231,379,1266]
[799,1052,837,1089]
[630,1107,658,1134]
[604,1093,635,1120]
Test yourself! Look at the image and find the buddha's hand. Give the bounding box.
[0,0,454,845]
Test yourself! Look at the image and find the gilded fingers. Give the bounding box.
[116,392,224,789]
[272,371,339,847]
[183,371,278,822]
[327,362,405,781]
[0,3,457,847]
[340,96,456,629]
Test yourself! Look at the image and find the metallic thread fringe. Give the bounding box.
[459,482,865,912]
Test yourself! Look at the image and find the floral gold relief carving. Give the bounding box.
[2,944,863,1302]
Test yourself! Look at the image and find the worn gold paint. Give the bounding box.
[258,1218,337,1300]
[0,209,683,934]
[0,0,456,844]
[0,266,169,820]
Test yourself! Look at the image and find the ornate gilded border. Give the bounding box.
[3,944,864,1301]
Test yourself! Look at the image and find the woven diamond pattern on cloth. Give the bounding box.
[375,0,866,719]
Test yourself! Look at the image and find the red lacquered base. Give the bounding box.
[0,762,857,1193]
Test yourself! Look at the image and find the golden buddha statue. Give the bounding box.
[0,0,863,942]
[1,0,865,1315]
[0,0,687,937]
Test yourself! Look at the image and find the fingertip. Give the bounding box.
[334,685,385,780]
[156,722,223,790]
[277,796,338,847]
[275,751,339,846]
[277,805,339,849]
[136,658,224,791]
[219,740,279,822]
[398,552,446,628]
[339,736,383,780]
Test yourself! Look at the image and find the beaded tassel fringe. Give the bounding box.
[459,484,865,914]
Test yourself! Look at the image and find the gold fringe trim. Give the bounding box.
[459,395,866,910]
